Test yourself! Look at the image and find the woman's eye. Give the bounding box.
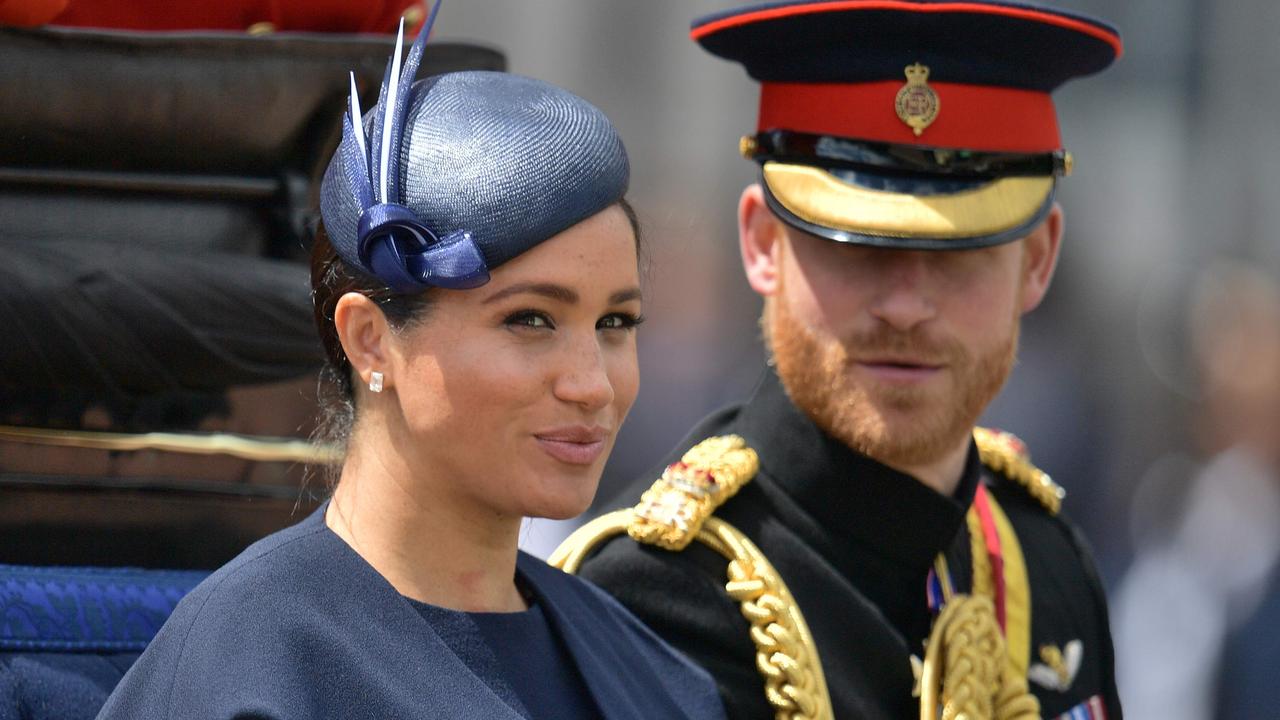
[505,311,554,330]
[598,313,644,331]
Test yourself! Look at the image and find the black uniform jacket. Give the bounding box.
[96,506,725,720]
[579,370,1121,719]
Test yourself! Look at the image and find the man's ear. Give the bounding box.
[334,292,393,392]
[739,184,786,297]
[1019,203,1064,314]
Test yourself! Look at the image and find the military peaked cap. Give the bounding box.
[693,0,1122,248]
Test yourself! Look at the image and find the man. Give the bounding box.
[556,1,1123,718]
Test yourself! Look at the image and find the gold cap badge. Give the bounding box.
[895,63,940,136]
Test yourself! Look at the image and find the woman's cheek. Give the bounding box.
[607,340,641,418]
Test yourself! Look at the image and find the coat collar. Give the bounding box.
[733,369,981,574]
[306,507,527,719]
[518,553,712,720]
[310,507,707,720]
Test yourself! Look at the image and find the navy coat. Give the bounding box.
[96,508,725,719]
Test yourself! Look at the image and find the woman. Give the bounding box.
[97,10,725,720]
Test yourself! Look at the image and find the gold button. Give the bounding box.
[739,135,758,159]
[247,21,276,35]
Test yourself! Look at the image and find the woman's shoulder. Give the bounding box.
[177,508,336,620]
[97,510,359,719]
[137,509,355,666]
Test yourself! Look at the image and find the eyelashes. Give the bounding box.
[598,312,645,331]
[504,310,555,329]
[502,309,645,332]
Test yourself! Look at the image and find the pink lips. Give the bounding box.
[854,358,944,384]
[534,425,610,466]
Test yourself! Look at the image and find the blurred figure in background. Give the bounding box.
[1115,261,1280,719]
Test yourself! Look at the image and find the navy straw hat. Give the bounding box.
[693,0,1122,249]
[320,3,629,292]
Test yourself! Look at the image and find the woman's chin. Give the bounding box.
[529,489,597,521]
[519,477,600,521]
[534,506,589,522]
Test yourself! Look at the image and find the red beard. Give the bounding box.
[765,286,1019,468]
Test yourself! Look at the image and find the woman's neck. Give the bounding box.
[325,428,527,613]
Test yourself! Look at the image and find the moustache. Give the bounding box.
[838,327,965,366]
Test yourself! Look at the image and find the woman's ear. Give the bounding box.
[334,292,393,392]
[1019,203,1064,314]
[739,184,786,297]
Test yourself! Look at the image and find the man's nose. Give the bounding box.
[867,252,937,331]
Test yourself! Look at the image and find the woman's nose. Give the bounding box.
[552,336,615,412]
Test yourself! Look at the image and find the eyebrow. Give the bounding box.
[609,287,644,305]
[481,282,642,306]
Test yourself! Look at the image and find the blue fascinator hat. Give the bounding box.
[320,2,630,293]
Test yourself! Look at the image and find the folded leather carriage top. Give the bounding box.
[0,25,506,570]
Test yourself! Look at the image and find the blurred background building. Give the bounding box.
[3,1,1277,716]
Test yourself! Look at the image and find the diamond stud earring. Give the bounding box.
[369,371,384,393]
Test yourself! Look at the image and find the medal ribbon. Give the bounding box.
[971,483,1007,630]
[925,484,1004,623]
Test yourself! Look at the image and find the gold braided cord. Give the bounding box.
[550,511,835,720]
[920,595,1040,720]
[628,435,759,551]
[966,510,994,600]
[994,668,1040,720]
[0,424,340,464]
[547,509,632,574]
[552,431,1057,720]
[921,496,1041,720]
[973,427,1064,515]
[702,517,833,720]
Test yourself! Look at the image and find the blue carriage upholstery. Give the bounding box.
[0,564,207,720]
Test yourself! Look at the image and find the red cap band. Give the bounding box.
[758,81,1062,153]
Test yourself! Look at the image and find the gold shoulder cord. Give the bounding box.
[973,427,1064,515]
[551,429,1063,720]
[551,435,834,720]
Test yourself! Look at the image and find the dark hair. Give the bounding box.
[309,199,642,480]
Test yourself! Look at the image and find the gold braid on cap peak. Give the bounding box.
[974,427,1065,515]
[550,435,835,720]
